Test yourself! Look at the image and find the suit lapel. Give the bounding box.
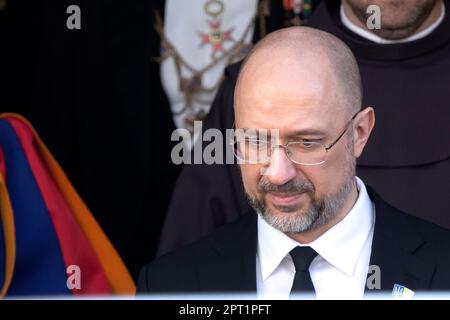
[365,187,436,295]
[197,210,258,293]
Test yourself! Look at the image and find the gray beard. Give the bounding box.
[247,177,354,234]
[246,129,357,234]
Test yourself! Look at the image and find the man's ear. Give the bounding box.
[353,107,375,158]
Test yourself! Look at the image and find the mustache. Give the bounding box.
[257,177,315,194]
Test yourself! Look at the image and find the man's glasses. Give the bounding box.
[230,112,359,166]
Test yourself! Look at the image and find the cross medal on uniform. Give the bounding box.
[199,0,235,60]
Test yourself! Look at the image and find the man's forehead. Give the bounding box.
[240,52,330,87]
[235,111,337,137]
[237,126,329,139]
[235,47,346,131]
[236,92,339,124]
[236,61,336,112]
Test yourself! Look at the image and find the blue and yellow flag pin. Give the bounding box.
[392,284,415,299]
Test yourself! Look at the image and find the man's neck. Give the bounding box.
[287,181,359,244]
[341,0,444,42]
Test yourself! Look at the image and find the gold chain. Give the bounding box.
[153,0,270,128]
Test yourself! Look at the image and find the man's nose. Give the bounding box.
[262,147,298,185]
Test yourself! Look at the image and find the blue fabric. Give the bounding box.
[0,120,69,296]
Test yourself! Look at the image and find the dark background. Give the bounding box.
[0,0,180,280]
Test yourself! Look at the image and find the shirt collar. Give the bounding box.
[340,3,445,44]
[257,177,375,281]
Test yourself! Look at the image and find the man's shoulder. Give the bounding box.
[138,212,257,293]
[375,193,450,244]
[155,210,256,262]
[394,209,450,247]
[382,205,450,288]
[371,187,450,265]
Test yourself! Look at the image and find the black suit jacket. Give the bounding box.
[139,187,450,294]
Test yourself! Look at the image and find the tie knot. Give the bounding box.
[289,246,317,272]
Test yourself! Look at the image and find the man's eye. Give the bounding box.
[294,139,316,147]
[301,141,315,147]
[291,140,320,152]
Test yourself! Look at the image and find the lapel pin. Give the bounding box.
[392,284,415,299]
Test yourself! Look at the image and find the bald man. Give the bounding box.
[138,27,450,298]
[159,0,450,259]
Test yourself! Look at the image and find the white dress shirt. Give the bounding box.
[340,3,445,44]
[256,177,375,299]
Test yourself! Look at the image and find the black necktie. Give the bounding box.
[289,246,318,296]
